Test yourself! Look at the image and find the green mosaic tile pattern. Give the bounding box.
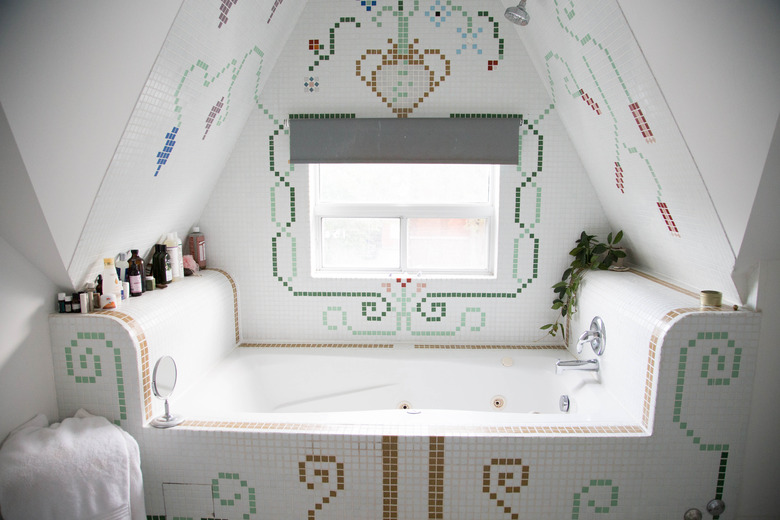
[213,472,257,519]
[544,0,678,234]
[571,480,619,519]
[173,47,265,129]
[673,331,741,519]
[257,105,549,337]
[66,332,127,425]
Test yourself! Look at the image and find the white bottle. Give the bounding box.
[165,232,184,281]
[101,257,122,308]
[115,252,129,283]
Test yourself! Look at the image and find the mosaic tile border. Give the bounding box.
[92,310,152,421]
[266,109,546,339]
[177,420,647,436]
[241,343,394,349]
[414,344,566,350]
[205,268,240,343]
[239,344,566,350]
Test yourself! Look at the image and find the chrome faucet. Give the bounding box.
[555,358,599,374]
[577,316,606,355]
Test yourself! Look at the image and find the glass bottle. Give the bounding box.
[128,249,146,293]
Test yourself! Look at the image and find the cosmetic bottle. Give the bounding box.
[153,244,172,286]
[101,257,122,308]
[71,293,81,313]
[115,252,129,282]
[57,293,66,313]
[187,226,206,268]
[64,295,73,313]
[128,249,145,296]
[165,233,184,281]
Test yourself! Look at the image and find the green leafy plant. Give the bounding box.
[541,231,626,341]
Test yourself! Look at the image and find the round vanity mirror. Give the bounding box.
[152,355,177,398]
[150,355,184,428]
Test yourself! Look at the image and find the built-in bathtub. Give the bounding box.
[173,344,641,434]
[47,270,760,517]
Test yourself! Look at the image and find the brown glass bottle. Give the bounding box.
[128,249,146,294]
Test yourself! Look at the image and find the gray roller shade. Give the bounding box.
[289,117,522,164]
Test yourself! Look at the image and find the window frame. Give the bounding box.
[309,163,500,279]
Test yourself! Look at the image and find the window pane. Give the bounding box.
[321,218,400,269]
[318,163,492,204]
[407,218,489,270]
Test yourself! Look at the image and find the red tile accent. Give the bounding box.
[614,162,624,193]
[657,201,680,236]
[629,102,655,143]
[579,89,601,115]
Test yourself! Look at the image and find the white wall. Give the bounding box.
[618,0,780,255]
[734,114,780,519]
[0,103,71,288]
[0,0,183,274]
[0,235,59,442]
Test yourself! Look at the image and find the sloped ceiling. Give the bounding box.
[2,0,776,305]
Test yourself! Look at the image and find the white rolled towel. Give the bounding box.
[0,409,145,520]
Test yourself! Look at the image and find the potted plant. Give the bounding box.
[541,231,626,341]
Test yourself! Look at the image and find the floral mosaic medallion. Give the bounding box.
[356,38,450,117]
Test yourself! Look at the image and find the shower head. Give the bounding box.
[505,0,530,26]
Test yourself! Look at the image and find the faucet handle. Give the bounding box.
[576,317,606,356]
[576,330,593,354]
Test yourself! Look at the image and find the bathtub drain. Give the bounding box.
[492,396,506,410]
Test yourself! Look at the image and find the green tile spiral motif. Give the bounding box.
[673,332,741,518]
[571,480,619,519]
[65,332,126,425]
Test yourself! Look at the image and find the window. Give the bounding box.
[310,163,499,277]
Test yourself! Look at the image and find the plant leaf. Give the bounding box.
[614,230,623,244]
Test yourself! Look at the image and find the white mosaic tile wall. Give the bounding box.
[515,0,739,302]
[67,0,304,289]
[47,268,761,519]
[200,0,610,343]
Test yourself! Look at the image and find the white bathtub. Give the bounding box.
[172,345,643,435]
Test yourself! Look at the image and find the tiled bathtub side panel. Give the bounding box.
[48,315,142,432]
[571,271,702,426]
[117,270,238,421]
[139,433,660,519]
[648,311,760,515]
[132,309,760,518]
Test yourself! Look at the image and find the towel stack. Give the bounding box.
[0,409,145,520]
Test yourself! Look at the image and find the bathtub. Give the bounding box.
[172,344,643,435]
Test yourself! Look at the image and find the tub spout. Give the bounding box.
[555,358,599,375]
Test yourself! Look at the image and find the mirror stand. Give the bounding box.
[150,355,184,429]
[151,398,184,428]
